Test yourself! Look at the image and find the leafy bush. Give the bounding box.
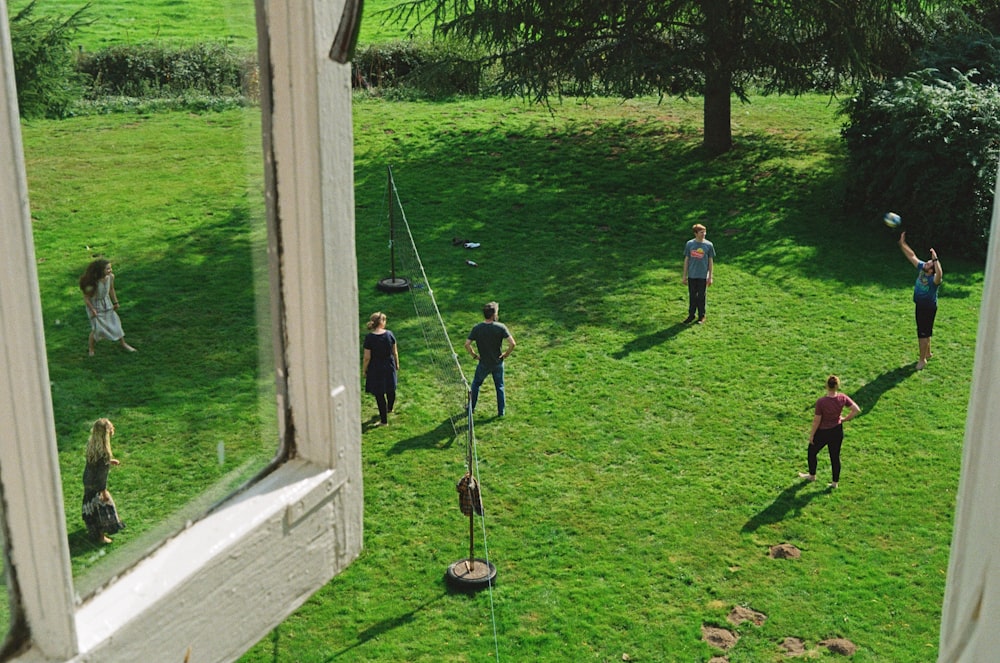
[9,1,88,119]
[913,5,1000,85]
[77,42,257,99]
[352,39,486,99]
[840,69,1000,258]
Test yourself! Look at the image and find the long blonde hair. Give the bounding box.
[86,418,115,464]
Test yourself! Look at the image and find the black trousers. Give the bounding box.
[809,424,844,482]
[373,391,396,424]
[687,278,708,318]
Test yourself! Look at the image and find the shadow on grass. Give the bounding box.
[851,364,916,418]
[314,592,448,662]
[387,415,463,454]
[611,322,689,359]
[741,479,829,533]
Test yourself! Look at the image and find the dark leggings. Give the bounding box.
[809,424,844,482]
[373,391,396,424]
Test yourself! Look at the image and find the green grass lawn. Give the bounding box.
[9,0,423,52]
[255,94,976,661]
[22,108,278,592]
[14,26,983,660]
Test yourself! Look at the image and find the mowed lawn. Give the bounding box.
[247,94,979,662]
[10,1,985,656]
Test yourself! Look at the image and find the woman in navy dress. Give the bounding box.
[362,312,399,426]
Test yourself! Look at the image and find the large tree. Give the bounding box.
[391,0,931,154]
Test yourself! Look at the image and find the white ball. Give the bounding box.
[884,212,902,228]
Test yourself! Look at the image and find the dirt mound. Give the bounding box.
[779,637,806,656]
[701,624,739,651]
[820,638,857,655]
[727,605,767,626]
[769,543,801,559]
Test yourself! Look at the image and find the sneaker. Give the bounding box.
[697,316,706,324]
[683,315,696,324]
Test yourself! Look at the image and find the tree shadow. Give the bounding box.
[741,479,829,533]
[387,415,463,454]
[612,322,689,359]
[851,364,915,418]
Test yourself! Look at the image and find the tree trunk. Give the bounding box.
[703,67,732,156]
[701,0,735,155]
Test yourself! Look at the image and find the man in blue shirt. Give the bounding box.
[899,232,943,370]
[465,301,516,417]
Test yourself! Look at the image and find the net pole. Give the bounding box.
[467,392,475,567]
[387,165,397,282]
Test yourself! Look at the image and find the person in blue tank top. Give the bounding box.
[898,232,943,370]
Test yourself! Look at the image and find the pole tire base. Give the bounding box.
[376,277,411,293]
[445,558,496,593]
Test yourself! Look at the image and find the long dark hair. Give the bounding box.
[79,259,109,294]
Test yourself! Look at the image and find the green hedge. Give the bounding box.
[352,39,487,99]
[77,42,258,100]
[840,69,1000,259]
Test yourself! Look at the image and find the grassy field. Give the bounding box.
[257,94,975,661]
[12,3,985,660]
[21,108,277,592]
[9,0,421,51]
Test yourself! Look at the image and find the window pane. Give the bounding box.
[13,1,276,596]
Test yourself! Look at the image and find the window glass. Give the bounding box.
[12,1,276,596]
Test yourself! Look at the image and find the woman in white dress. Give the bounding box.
[79,258,136,356]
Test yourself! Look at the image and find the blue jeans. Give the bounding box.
[470,361,505,416]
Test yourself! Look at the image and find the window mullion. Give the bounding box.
[0,3,79,656]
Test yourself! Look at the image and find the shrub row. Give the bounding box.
[78,42,259,100]
[352,39,488,99]
[73,39,485,105]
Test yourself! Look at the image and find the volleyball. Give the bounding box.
[883,212,902,228]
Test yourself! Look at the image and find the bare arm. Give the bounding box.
[930,247,943,285]
[108,274,120,308]
[464,338,478,360]
[843,402,861,422]
[83,291,97,317]
[501,334,516,360]
[682,256,689,284]
[706,256,714,286]
[809,414,822,442]
[898,232,919,268]
[362,348,371,376]
[392,341,400,370]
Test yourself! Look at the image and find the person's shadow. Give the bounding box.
[850,364,915,417]
[741,479,829,533]
[387,415,463,455]
[612,323,689,360]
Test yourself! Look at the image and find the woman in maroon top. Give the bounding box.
[799,375,860,489]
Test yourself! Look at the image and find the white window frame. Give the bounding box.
[0,1,363,661]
